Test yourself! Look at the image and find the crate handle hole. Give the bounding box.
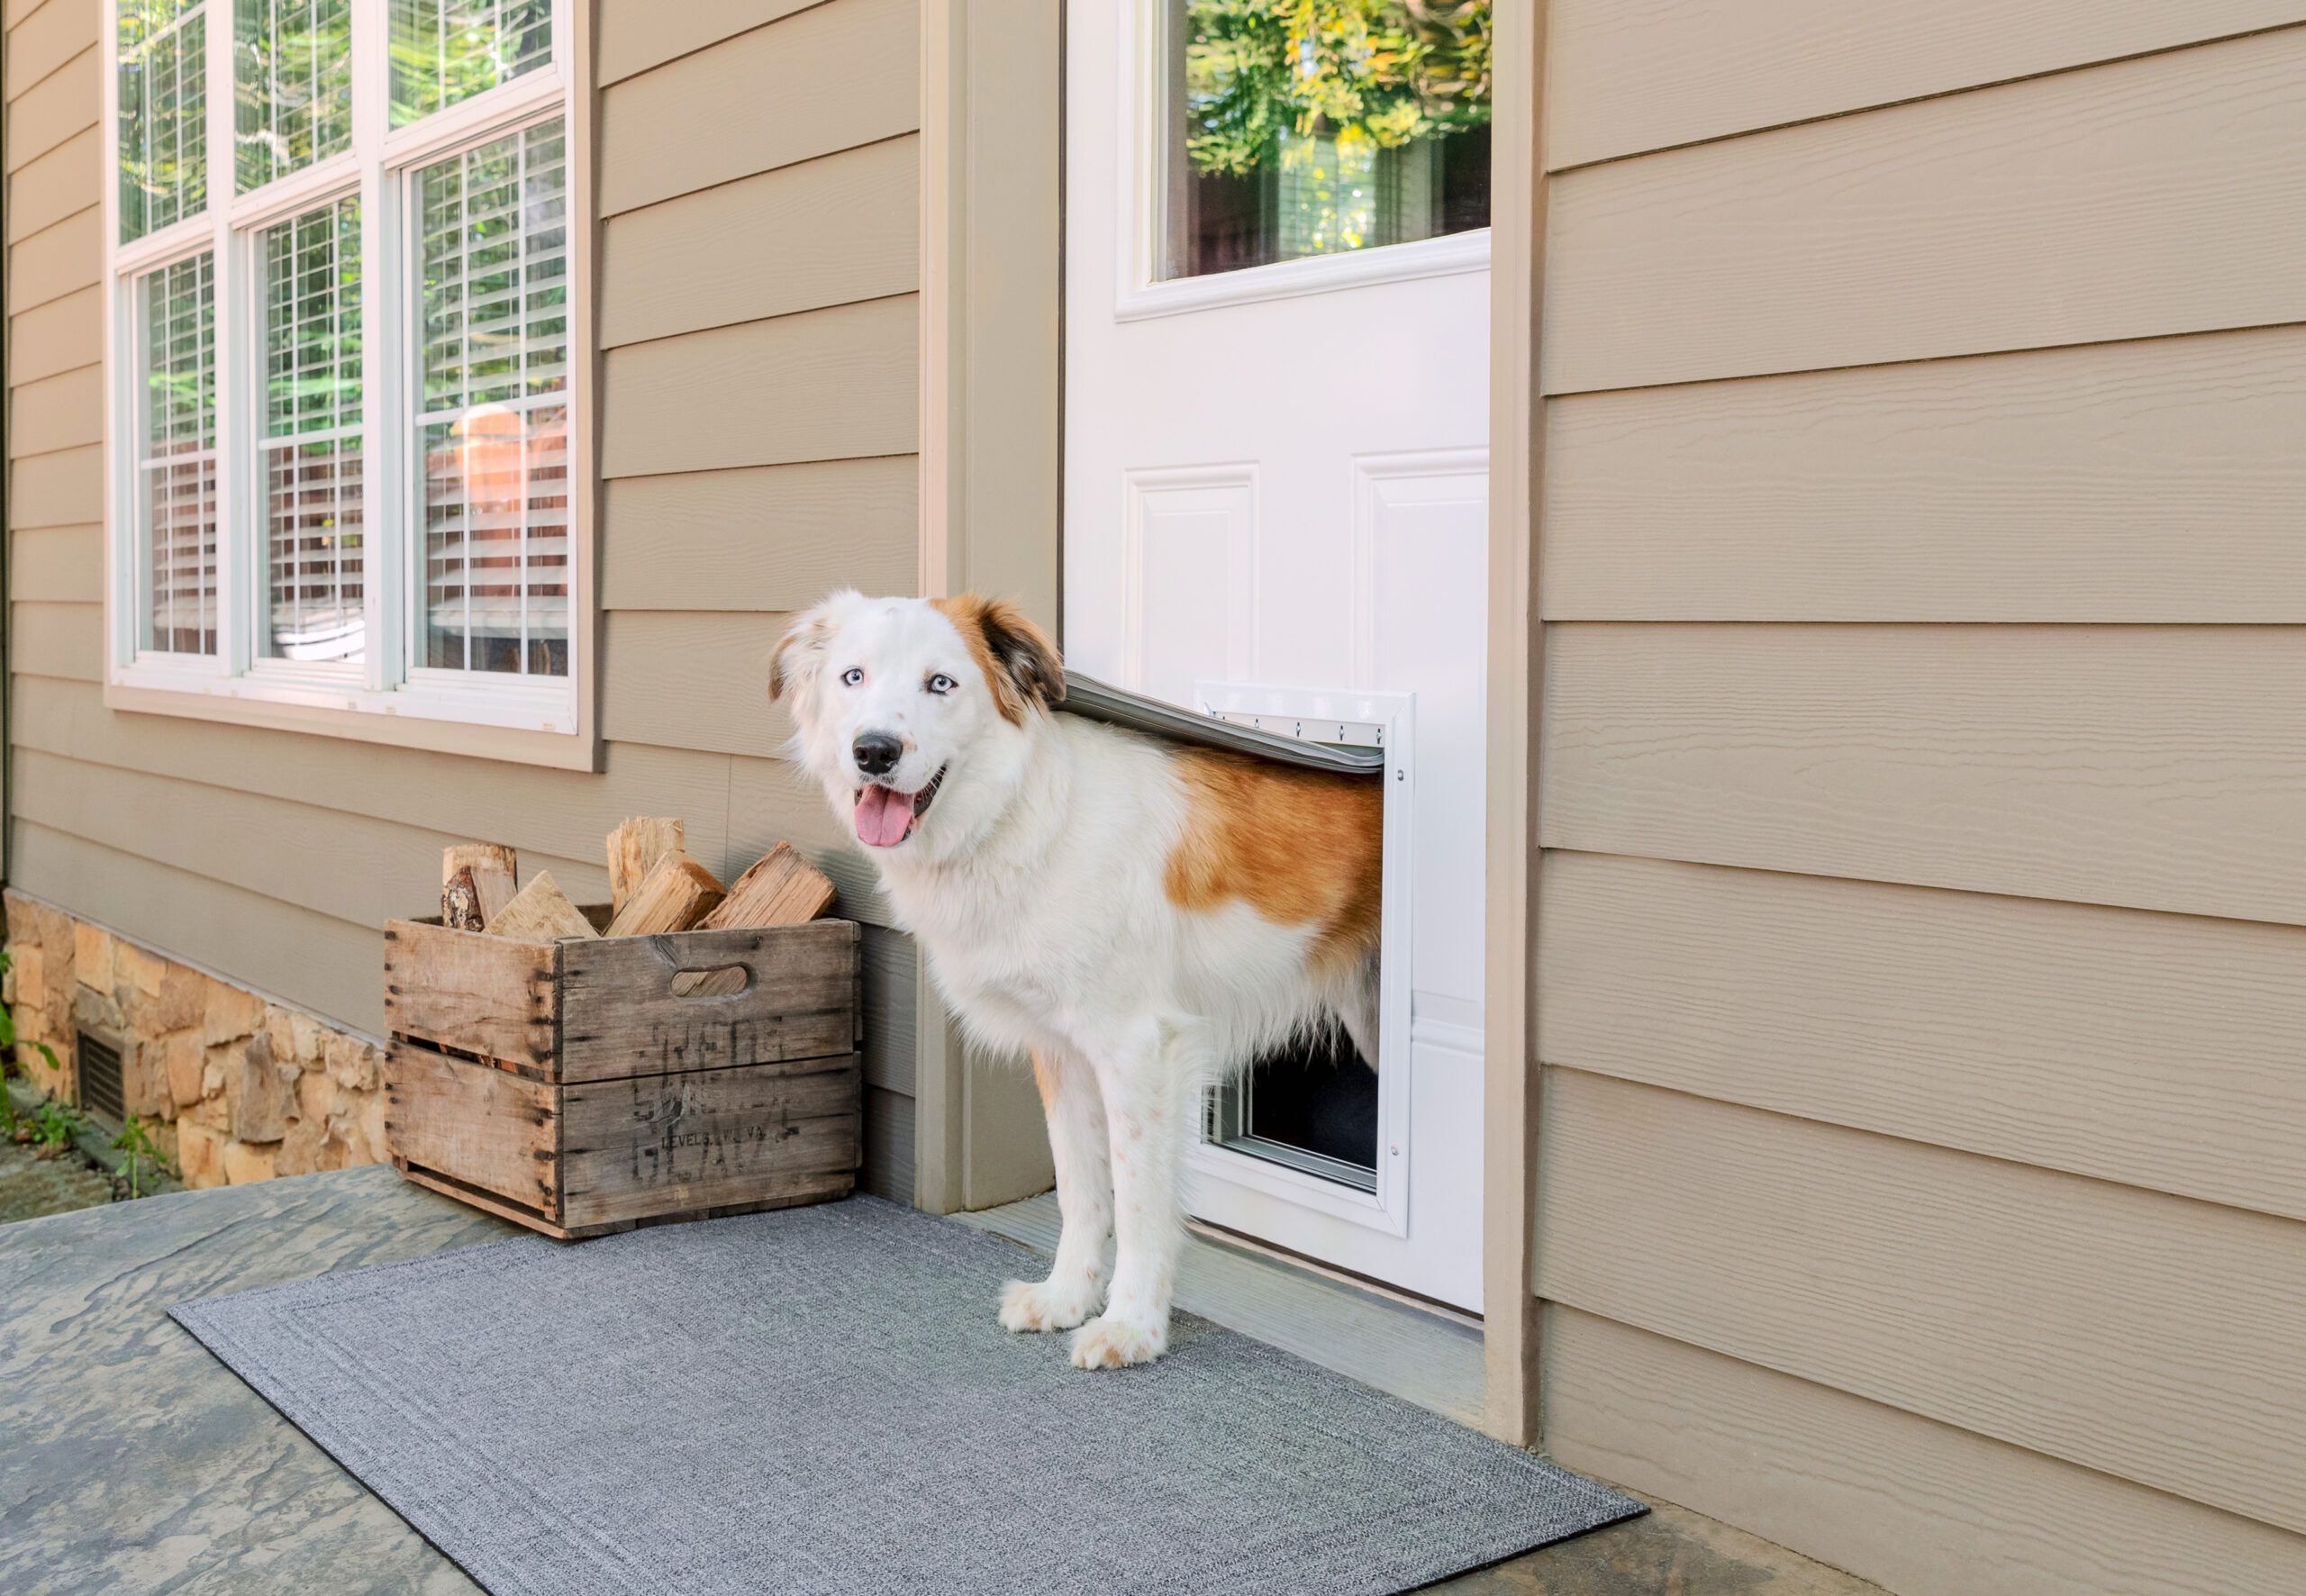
[669,965,754,999]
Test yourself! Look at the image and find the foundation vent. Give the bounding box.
[77,1031,124,1124]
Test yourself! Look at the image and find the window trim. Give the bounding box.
[100,0,599,771]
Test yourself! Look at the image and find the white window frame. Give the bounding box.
[100,0,598,768]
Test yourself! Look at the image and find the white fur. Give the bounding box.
[778,591,1374,1368]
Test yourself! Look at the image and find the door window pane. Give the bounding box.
[140,254,218,654]
[119,0,210,240]
[414,122,569,676]
[260,197,365,662]
[1167,0,1491,280]
[390,0,553,125]
[234,0,356,192]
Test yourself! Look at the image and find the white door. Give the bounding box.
[1063,1,1493,1310]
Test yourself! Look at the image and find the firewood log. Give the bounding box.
[442,844,518,929]
[486,870,600,943]
[604,851,726,938]
[700,844,836,929]
[441,866,484,932]
[606,818,685,918]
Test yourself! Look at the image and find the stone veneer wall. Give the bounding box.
[4,891,387,1188]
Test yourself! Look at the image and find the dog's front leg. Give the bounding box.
[999,1047,1111,1333]
[1069,1020,1197,1370]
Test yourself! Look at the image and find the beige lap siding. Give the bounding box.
[2,0,926,1201]
[1534,5,2306,1590]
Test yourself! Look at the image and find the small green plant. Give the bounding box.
[113,1117,172,1198]
[29,1096,83,1154]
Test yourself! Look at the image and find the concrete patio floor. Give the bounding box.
[0,1166,1876,1594]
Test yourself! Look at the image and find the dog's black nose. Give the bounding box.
[853,732,903,778]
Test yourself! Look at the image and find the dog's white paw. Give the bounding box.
[999,1276,1102,1334]
[1067,1310,1168,1370]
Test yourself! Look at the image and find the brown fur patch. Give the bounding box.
[1164,748,1383,973]
[931,594,1062,725]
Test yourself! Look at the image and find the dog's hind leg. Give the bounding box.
[1069,1018,1206,1371]
[1000,1047,1112,1334]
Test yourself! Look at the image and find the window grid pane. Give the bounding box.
[119,0,210,242]
[140,253,219,655]
[416,121,568,676]
[261,196,365,663]
[389,0,552,126]
[234,0,355,193]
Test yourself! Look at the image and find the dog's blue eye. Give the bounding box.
[840,667,864,687]
[928,674,957,695]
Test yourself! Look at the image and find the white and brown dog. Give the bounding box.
[774,590,1381,1369]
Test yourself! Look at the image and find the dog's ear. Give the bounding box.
[971,597,1065,721]
[769,591,851,706]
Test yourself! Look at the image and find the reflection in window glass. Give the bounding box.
[260,197,365,662]
[119,0,210,241]
[140,254,219,654]
[415,122,569,676]
[390,0,553,125]
[235,0,356,192]
[1167,0,1491,280]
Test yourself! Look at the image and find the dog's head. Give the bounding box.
[772,591,1064,857]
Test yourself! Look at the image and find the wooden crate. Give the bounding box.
[383,914,861,1238]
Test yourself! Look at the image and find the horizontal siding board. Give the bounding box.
[10,598,100,680]
[597,0,918,216]
[1540,853,2306,1220]
[598,610,791,758]
[6,122,97,243]
[8,284,98,385]
[1546,0,2306,169]
[9,676,739,875]
[1546,1307,2306,1596]
[1544,326,2306,621]
[1541,622,2306,926]
[596,0,819,86]
[7,203,99,313]
[9,821,387,1031]
[1545,29,2306,393]
[603,456,917,612]
[10,522,100,601]
[8,440,99,525]
[5,0,51,32]
[5,0,95,99]
[601,295,917,477]
[9,361,101,455]
[3,42,95,171]
[1538,1070,2306,1534]
[601,136,918,348]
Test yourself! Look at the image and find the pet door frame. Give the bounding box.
[1187,680,1415,1238]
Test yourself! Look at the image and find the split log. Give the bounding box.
[700,844,836,929]
[443,844,518,929]
[607,818,685,918]
[604,851,726,938]
[441,866,484,932]
[486,870,600,944]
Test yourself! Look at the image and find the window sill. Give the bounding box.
[104,669,598,771]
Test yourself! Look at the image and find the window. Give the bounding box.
[106,0,580,741]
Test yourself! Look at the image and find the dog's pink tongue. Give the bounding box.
[854,784,912,848]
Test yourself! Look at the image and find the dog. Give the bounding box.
[773,590,1382,1369]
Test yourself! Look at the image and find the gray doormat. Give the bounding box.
[171,1196,1639,1595]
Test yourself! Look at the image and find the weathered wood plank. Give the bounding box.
[385,1040,559,1216]
[557,919,858,1082]
[1547,0,2306,169]
[597,0,917,215]
[601,135,917,347]
[558,1056,858,1229]
[1538,1070,2306,1534]
[1546,1307,2306,1596]
[600,295,917,478]
[1541,622,2306,926]
[383,920,558,1072]
[1539,852,2306,1221]
[1544,326,2306,621]
[1545,29,2306,393]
